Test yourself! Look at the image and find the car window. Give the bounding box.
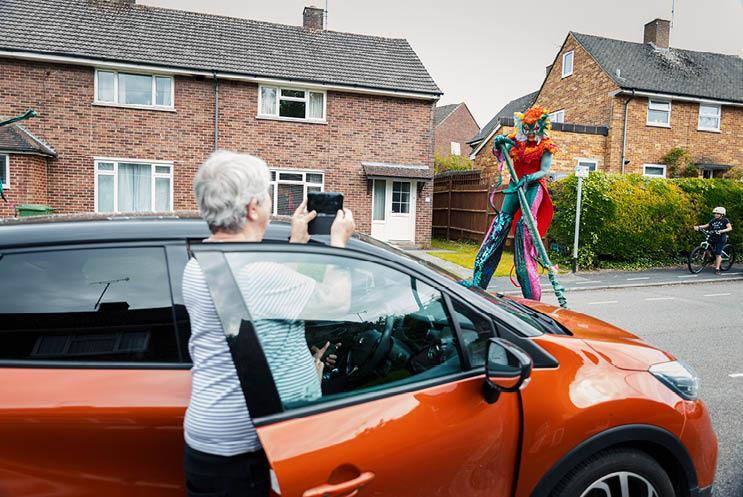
[0,247,180,363]
[223,252,464,410]
[450,299,495,368]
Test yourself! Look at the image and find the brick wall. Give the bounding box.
[535,34,618,126]
[434,104,479,157]
[0,154,49,217]
[606,96,743,174]
[0,57,434,246]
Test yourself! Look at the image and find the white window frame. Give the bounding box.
[697,103,721,132]
[576,158,598,172]
[0,154,9,189]
[268,169,325,216]
[643,163,667,178]
[450,142,461,156]
[561,51,574,78]
[94,69,175,110]
[94,158,174,213]
[646,99,671,127]
[549,109,565,123]
[258,85,327,123]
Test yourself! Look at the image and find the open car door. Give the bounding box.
[192,243,526,497]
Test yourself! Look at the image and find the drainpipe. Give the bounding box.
[620,90,634,174]
[213,71,219,151]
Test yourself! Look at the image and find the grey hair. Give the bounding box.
[194,150,270,233]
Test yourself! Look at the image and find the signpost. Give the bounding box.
[572,165,590,273]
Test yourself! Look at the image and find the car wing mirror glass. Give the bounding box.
[483,338,533,404]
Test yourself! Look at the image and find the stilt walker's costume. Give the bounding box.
[471,106,556,300]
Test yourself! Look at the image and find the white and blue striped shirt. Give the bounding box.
[182,258,318,456]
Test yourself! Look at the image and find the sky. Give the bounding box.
[143,0,743,128]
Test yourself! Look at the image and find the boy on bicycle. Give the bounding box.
[694,206,733,275]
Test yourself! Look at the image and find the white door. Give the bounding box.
[371,179,416,242]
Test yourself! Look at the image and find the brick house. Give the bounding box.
[433,102,479,158]
[0,0,442,247]
[470,19,743,179]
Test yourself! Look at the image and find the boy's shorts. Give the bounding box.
[710,238,727,256]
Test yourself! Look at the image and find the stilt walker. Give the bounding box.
[469,106,567,308]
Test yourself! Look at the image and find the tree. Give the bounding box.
[660,147,697,178]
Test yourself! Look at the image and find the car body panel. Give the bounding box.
[679,399,718,488]
[0,368,189,497]
[257,377,520,497]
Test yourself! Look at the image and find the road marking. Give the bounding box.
[729,373,743,378]
[678,274,698,278]
[588,300,619,305]
[645,297,675,301]
[574,280,601,284]
[721,272,742,276]
[626,277,650,281]
[704,293,732,297]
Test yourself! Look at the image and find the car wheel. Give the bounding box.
[550,449,676,497]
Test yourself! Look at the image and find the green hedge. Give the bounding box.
[549,174,742,268]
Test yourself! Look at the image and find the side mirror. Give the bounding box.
[483,338,533,404]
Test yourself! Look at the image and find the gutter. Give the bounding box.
[610,88,743,108]
[620,90,633,175]
[213,71,219,151]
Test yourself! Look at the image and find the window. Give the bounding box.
[548,109,565,123]
[698,104,721,132]
[450,142,461,155]
[391,181,411,214]
[268,169,324,216]
[95,159,173,213]
[643,164,667,178]
[647,99,671,126]
[95,70,174,109]
[0,154,8,188]
[223,252,467,410]
[451,300,495,367]
[561,51,574,77]
[258,85,326,122]
[0,247,181,363]
[576,158,598,172]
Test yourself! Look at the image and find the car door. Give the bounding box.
[193,243,524,497]
[0,244,190,497]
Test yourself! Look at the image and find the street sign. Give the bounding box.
[575,165,590,178]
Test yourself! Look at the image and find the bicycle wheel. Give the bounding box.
[688,246,710,273]
[721,244,736,271]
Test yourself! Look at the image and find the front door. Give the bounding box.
[194,245,522,497]
[371,179,416,242]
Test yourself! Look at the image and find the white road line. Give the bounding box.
[729,373,743,378]
[588,300,619,305]
[704,293,732,297]
[678,274,698,278]
[721,272,742,276]
[645,297,675,301]
[574,280,601,284]
[626,277,650,281]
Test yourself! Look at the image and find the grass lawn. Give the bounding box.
[428,238,514,277]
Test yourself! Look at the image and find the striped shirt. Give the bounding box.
[182,258,319,456]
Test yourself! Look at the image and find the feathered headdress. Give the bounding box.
[514,106,552,143]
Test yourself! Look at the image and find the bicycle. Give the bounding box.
[687,228,736,274]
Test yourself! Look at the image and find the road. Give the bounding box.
[541,280,742,497]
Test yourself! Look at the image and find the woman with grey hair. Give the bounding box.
[182,150,354,497]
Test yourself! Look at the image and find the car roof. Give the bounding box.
[0,212,405,263]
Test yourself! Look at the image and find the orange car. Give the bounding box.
[0,215,716,497]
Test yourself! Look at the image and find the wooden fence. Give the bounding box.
[432,169,507,243]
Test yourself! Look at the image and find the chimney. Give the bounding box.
[303,5,325,30]
[546,64,553,77]
[643,18,670,49]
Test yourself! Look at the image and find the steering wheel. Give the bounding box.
[345,315,396,378]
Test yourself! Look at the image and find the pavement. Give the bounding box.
[540,281,742,497]
[407,249,743,294]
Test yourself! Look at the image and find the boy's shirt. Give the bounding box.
[708,217,730,240]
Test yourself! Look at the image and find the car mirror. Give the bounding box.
[483,338,533,404]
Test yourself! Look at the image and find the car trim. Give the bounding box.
[528,424,698,497]
[0,359,192,369]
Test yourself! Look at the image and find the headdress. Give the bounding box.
[513,106,551,143]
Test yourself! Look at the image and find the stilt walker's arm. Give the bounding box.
[0,109,37,128]
[499,144,568,309]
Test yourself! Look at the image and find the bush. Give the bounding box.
[434,153,472,174]
[549,173,743,268]
[661,147,697,178]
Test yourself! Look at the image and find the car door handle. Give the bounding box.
[302,471,375,497]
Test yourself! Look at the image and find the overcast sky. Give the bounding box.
[144,0,743,127]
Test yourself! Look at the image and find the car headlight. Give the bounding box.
[649,360,699,401]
